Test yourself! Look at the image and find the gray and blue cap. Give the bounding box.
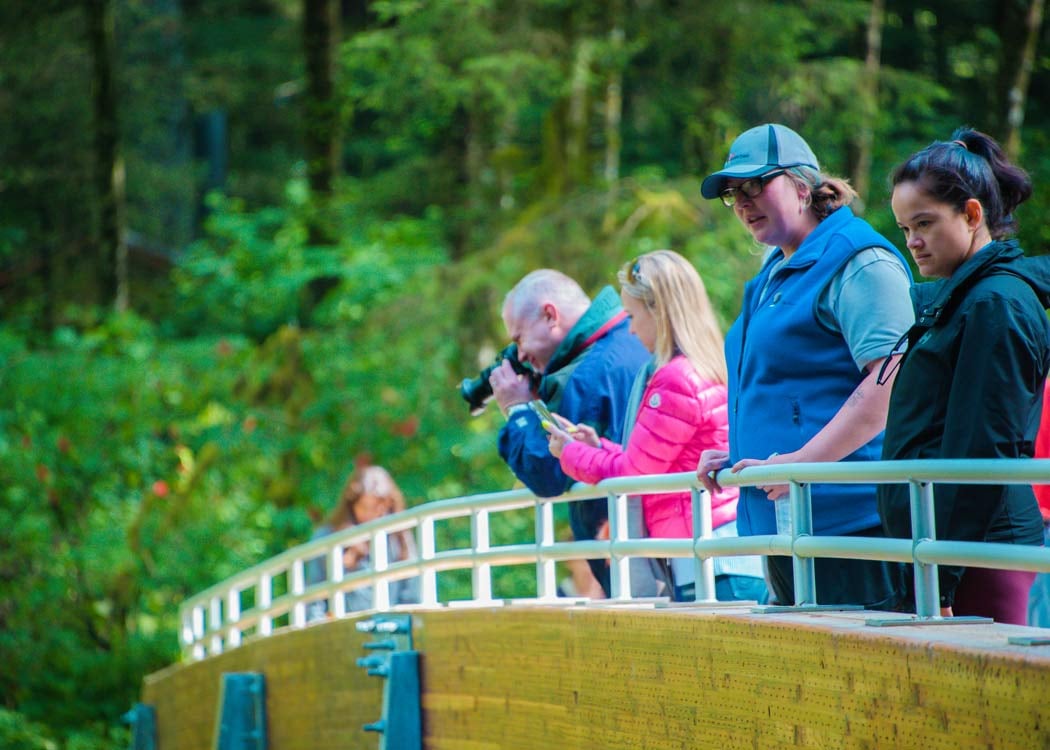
[700,123,820,199]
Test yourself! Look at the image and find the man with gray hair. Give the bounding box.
[490,269,660,597]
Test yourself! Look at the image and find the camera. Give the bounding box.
[459,343,540,415]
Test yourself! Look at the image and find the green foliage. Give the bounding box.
[0,708,130,750]
[0,709,55,750]
[3,0,1050,744]
[0,325,269,730]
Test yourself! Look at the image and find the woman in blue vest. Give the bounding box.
[696,123,913,608]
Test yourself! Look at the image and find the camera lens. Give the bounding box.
[459,343,538,415]
[459,363,497,414]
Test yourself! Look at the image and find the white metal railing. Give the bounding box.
[179,459,1050,660]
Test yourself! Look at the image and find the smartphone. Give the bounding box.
[528,399,556,427]
[528,400,575,432]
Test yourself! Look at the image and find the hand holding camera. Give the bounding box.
[459,343,541,415]
[490,361,536,414]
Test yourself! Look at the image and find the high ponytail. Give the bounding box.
[891,127,1032,240]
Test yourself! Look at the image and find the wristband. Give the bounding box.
[503,403,529,420]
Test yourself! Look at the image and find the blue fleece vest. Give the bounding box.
[726,207,907,536]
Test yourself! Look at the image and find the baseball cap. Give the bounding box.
[700,123,820,199]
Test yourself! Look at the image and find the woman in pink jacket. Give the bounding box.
[547,250,766,602]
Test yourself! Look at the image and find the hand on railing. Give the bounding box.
[699,450,803,500]
[696,449,729,494]
[731,452,798,500]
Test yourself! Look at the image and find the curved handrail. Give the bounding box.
[179,459,1050,660]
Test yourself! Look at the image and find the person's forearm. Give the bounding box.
[794,356,894,463]
[560,440,622,486]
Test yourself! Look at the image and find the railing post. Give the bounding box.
[420,519,438,606]
[290,559,306,626]
[608,493,631,600]
[227,587,242,647]
[181,608,196,660]
[535,500,557,599]
[789,482,817,606]
[258,575,273,636]
[331,545,346,618]
[373,531,392,611]
[910,480,941,618]
[191,605,206,660]
[691,487,716,602]
[471,509,493,603]
[209,596,223,654]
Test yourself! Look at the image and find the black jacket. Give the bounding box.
[878,240,1050,607]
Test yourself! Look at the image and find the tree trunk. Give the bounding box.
[566,38,595,189]
[603,0,625,231]
[852,0,884,213]
[303,0,341,202]
[1004,0,1045,160]
[462,102,485,257]
[301,0,343,321]
[86,0,128,312]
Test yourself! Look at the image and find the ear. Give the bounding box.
[795,182,812,210]
[541,302,558,325]
[963,198,984,230]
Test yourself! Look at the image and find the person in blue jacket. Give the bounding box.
[696,123,913,609]
[490,269,656,596]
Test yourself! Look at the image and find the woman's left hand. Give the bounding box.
[562,420,599,448]
[731,451,798,500]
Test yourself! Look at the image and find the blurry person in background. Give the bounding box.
[305,461,419,620]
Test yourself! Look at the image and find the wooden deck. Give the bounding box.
[143,603,1050,749]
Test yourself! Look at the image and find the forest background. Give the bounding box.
[1,0,1048,746]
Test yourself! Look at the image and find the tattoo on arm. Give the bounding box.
[846,383,866,409]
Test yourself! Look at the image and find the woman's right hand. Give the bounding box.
[697,449,730,494]
[546,424,573,458]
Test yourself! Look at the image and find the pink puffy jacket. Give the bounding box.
[559,355,738,539]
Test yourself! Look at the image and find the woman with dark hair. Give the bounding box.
[695,123,913,609]
[878,127,1050,624]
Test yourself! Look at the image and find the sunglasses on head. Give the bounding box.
[627,259,645,284]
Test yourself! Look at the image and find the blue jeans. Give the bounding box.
[674,574,768,604]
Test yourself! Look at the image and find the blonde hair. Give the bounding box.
[617,250,727,383]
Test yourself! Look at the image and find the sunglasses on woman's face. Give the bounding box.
[719,169,786,207]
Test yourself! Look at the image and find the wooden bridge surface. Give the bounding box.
[143,603,1050,749]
